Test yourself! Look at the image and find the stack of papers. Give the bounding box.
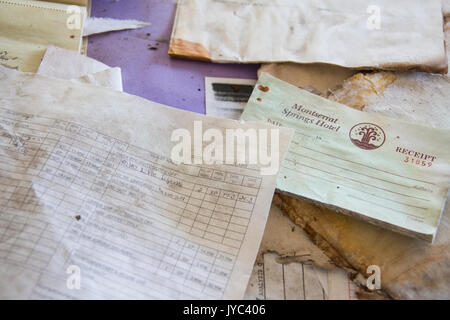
[241,73,450,242]
[1,0,450,300]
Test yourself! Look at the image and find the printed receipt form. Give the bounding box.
[0,67,292,299]
[241,73,450,242]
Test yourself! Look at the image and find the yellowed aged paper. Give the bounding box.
[170,0,447,73]
[204,77,358,300]
[0,0,86,72]
[0,66,292,299]
[241,73,450,242]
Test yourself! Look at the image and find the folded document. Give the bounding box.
[0,0,86,72]
[170,0,447,73]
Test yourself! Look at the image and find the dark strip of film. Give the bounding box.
[212,83,254,102]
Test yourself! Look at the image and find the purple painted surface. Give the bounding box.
[87,0,259,114]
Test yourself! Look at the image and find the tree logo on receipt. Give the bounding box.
[349,123,386,150]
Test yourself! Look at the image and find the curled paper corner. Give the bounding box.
[72,67,124,91]
[83,17,150,36]
[351,273,391,300]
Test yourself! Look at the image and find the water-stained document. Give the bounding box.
[0,67,292,299]
[241,73,450,242]
[0,0,86,72]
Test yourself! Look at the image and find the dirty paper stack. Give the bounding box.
[0,0,450,301]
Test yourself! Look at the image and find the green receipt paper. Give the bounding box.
[241,73,450,242]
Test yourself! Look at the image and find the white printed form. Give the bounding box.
[0,67,292,299]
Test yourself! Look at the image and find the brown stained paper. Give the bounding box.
[243,205,358,300]
[272,67,450,299]
[0,66,293,299]
[443,0,450,16]
[204,77,257,120]
[326,16,450,127]
[169,0,447,73]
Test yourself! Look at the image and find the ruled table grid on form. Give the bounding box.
[280,131,436,226]
[0,107,262,299]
